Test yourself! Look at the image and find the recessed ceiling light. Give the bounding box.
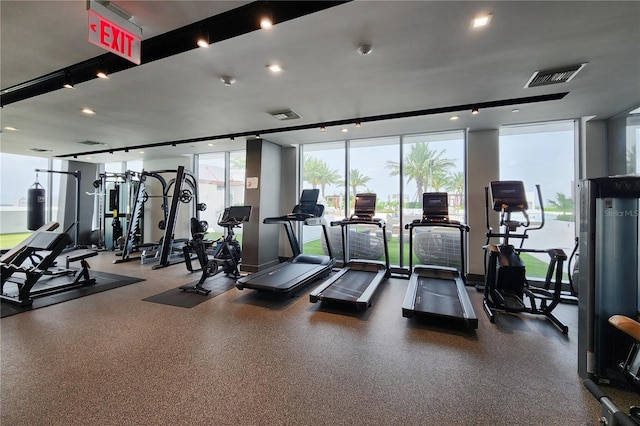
[138,151,145,154]
[3,126,17,131]
[82,108,96,115]
[472,14,492,28]
[208,143,214,147]
[341,128,349,133]
[512,108,520,113]
[449,116,459,121]
[267,64,283,73]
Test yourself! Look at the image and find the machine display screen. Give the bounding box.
[226,205,252,222]
[490,181,528,211]
[354,193,377,216]
[423,192,449,217]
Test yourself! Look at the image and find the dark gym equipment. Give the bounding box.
[115,166,203,266]
[33,168,82,248]
[180,205,251,295]
[236,189,335,296]
[578,176,640,387]
[402,192,477,329]
[583,315,640,425]
[27,181,46,230]
[1,224,98,306]
[309,193,390,310]
[482,181,568,334]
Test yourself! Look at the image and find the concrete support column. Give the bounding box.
[241,139,282,272]
[466,129,499,281]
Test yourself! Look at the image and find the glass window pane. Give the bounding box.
[499,121,575,280]
[199,153,226,234]
[301,142,345,256]
[402,131,466,267]
[627,112,639,174]
[230,151,246,207]
[0,153,49,244]
[350,136,400,265]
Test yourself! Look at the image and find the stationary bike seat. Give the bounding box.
[609,315,640,341]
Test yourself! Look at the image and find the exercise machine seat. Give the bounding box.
[609,315,640,341]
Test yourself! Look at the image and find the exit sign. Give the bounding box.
[88,1,141,65]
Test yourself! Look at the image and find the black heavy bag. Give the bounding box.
[27,182,46,230]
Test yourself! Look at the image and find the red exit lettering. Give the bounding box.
[99,19,134,58]
[88,9,141,65]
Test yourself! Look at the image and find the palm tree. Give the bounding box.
[303,155,342,198]
[350,169,371,197]
[547,192,573,215]
[446,171,464,195]
[386,142,456,200]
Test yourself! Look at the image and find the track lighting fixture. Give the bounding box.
[96,63,109,79]
[472,108,479,115]
[63,71,74,89]
[196,25,209,48]
[260,16,273,30]
[320,126,326,132]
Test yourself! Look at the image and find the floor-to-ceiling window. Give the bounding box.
[401,131,466,267]
[300,131,465,269]
[627,108,640,174]
[499,120,576,280]
[350,137,401,265]
[300,141,345,257]
[198,150,246,236]
[0,153,61,248]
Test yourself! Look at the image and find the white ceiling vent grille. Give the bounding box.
[524,63,587,88]
[77,140,105,146]
[269,109,302,120]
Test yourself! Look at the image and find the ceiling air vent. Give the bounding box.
[77,140,105,146]
[524,63,587,88]
[269,109,302,120]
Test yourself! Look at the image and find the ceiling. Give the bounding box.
[1,0,639,164]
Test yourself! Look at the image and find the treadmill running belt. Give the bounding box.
[317,270,373,302]
[242,262,322,290]
[415,277,464,317]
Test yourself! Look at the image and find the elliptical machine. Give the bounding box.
[180,206,251,295]
[482,180,568,334]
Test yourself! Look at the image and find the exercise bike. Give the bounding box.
[585,314,640,426]
[482,180,568,334]
[180,206,251,295]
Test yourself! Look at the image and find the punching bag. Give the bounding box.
[27,182,46,230]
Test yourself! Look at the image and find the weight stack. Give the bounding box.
[27,182,46,230]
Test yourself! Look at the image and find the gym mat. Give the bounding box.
[1,271,144,318]
[142,277,236,308]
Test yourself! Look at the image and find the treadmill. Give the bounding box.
[309,193,390,310]
[235,189,335,295]
[402,192,478,329]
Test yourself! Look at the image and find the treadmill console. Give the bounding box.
[490,181,528,212]
[421,192,452,223]
[351,193,377,221]
[290,189,324,219]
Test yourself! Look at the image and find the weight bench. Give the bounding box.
[1,231,98,306]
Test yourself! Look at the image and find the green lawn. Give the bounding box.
[0,232,32,250]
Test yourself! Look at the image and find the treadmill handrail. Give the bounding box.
[331,217,386,227]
